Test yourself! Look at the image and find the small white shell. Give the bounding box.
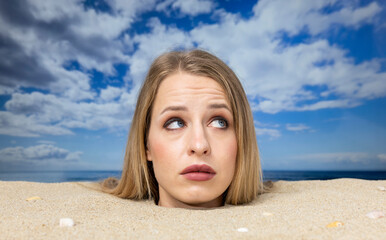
[262,212,273,216]
[366,210,385,219]
[377,186,385,191]
[26,196,42,201]
[237,227,248,232]
[326,221,344,228]
[59,218,75,227]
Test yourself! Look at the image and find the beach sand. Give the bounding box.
[0,179,385,239]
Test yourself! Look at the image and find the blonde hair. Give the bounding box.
[102,49,263,205]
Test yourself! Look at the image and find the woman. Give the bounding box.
[102,49,263,208]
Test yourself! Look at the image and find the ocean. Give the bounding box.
[0,170,385,183]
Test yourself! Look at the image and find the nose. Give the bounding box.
[188,123,210,156]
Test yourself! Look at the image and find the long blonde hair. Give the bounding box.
[102,49,263,205]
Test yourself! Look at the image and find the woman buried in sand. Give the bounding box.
[103,49,263,208]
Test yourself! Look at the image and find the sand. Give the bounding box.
[0,179,385,240]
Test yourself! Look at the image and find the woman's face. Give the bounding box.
[146,72,237,208]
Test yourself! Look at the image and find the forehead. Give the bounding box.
[155,72,227,102]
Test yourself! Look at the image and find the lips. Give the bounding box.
[180,164,216,181]
[181,164,216,174]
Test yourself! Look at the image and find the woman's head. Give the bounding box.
[105,49,262,208]
[146,72,237,208]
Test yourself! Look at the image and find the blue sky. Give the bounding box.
[0,0,385,171]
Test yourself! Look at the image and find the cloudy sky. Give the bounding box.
[0,0,385,171]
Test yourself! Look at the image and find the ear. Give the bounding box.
[146,148,152,161]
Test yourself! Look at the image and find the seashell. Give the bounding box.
[377,186,385,191]
[59,218,75,227]
[237,227,248,232]
[26,196,42,201]
[262,212,273,216]
[366,210,385,219]
[326,221,344,228]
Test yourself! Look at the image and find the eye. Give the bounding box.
[164,118,185,130]
[209,117,228,129]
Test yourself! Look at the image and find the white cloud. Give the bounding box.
[286,123,311,132]
[0,112,73,137]
[106,0,157,18]
[255,127,281,139]
[37,140,56,145]
[294,99,361,112]
[1,91,132,136]
[100,86,124,102]
[172,0,215,16]
[156,0,215,16]
[0,86,15,95]
[254,120,280,128]
[45,64,95,101]
[254,121,281,139]
[377,154,386,163]
[252,0,381,36]
[27,0,130,39]
[306,2,382,35]
[156,0,174,12]
[125,18,193,98]
[293,152,372,163]
[0,144,82,164]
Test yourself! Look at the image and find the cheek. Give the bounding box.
[147,132,180,172]
[150,140,169,161]
[226,137,238,174]
[148,139,169,182]
[211,133,237,179]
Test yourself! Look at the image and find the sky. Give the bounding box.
[0,0,385,172]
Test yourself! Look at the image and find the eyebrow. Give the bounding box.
[160,104,231,115]
[161,106,188,115]
[208,103,231,112]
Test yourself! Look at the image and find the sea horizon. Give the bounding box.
[0,170,385,183]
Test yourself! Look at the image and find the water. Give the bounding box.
[263,170,386,181]
[0,170,385,183]
[0,170,122,183]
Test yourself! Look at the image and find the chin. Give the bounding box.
[179,193,223,207]
[183,198,211,205]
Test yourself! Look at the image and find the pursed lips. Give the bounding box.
[180,164,216,174]
[180,164,216,181]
